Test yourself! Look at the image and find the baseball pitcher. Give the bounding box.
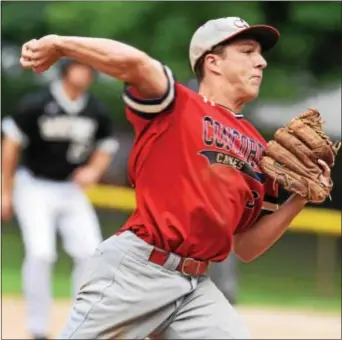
[18,17,338,339]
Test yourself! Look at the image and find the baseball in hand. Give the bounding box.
[20,35,62,72]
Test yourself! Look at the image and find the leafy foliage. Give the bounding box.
[2,1,341,123]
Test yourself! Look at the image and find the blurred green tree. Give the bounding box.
[2,1,341,123]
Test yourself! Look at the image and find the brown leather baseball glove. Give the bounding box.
[259,109,341,203]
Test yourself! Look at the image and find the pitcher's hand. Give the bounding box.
[20,35,62,73]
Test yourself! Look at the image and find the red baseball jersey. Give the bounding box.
[119,65,279,262]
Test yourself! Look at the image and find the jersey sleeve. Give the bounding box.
[1,92,42,146]
[94,102,120,155]
[121,64,176,119]
[261,176,279,215]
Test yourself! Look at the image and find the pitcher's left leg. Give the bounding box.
[162,275,251,339]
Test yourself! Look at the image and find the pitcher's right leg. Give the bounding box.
[59,232,193,339]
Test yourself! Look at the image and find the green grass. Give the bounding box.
[237,235,341,311]
[1,232,73,298]
[239,271,341,311]
[2,215,341,312]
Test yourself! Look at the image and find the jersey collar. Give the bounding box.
[217,103,244,119]
[201,95,244,119]
[50,80,89,115]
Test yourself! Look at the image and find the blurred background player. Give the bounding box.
[1,58,119,340]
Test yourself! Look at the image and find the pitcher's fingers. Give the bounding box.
[29,39,41,52]
[20,57,34,69]
[21,47,35,60]
[21,39,37,55]
[35,54,51,65]
[23,39,39,52]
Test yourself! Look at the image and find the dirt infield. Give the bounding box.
[1,296,341,339]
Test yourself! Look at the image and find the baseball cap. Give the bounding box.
[189,17,280,71]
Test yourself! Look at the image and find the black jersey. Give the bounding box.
[2,81,118,181]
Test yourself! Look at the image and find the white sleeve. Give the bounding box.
[1,116,29,146]
[96,137,120,155]
[122,65,176,115]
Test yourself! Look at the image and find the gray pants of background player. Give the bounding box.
[59,231,250,339]
[209,253,239,305]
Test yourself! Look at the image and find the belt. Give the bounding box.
[148,248,209,276]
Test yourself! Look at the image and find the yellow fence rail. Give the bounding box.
[86,185,341,236]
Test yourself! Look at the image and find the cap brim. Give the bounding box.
[223,25,280,52]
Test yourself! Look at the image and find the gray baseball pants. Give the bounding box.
[58,231,250,339]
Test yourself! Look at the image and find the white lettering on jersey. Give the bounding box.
[38,116,97,143]
[38,115,98,164]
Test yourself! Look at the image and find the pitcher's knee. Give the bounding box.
[25,248,57,263]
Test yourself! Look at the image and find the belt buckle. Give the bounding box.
[181,258,200,276]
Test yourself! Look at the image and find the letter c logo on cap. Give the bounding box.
[233,18,249,29]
